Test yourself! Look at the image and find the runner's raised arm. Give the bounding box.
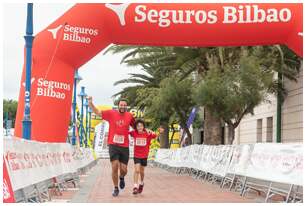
[87,96,101,117]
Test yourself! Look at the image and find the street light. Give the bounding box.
[5,112,9,136]
[72,70,82,145]
[78,86,87,147]
[88,107,92,148]
[84,98,89,147]
[22,3,34,140]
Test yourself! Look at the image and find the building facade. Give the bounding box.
[232,66,303,144]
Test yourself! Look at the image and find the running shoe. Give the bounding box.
[119,176,125,189]
[138,183,144,193]
[112,187,119,197]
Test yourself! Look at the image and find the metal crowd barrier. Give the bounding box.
[13,159,98,203]
[221,173,303,203]
[153,160,303,203]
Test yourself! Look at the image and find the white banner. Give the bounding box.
[94,121,109,158]
[226,144,254,176]
[246,143,303,186]
[189,144,201,169]
[207,145,233,176]
[4,137,95,191]
[154,143,303,186]
[155,149,171,165]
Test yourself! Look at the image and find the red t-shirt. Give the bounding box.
[129,130,157,159]
[101,110,135,148]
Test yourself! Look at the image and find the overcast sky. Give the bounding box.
[3,3,143,107]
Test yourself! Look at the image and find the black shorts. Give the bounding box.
[108,144,129,165]
[134,157,147,167]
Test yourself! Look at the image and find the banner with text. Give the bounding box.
[3,137,95,191]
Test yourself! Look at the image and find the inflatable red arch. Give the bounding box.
[15,3,302,142]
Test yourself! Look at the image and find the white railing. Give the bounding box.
[155,143,303,186]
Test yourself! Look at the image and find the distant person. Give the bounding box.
[88,96,135,197]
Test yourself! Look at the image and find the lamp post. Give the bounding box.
[276,72,283,143]
[78,86,87,147]
[84,98,89,147]
[5,112,9,136]
[72,71,82,145]
[22,3,34,140]
[88,108,92,148]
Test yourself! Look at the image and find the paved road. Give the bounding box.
[69,159,255,203]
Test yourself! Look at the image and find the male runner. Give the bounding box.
[88,96,135,197]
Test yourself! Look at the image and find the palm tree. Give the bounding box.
[170,45,301,144]
[106,45,225,145]
[106,45,200,147]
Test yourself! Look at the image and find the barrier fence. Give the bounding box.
[3,138,303,202]
[3,137,97,202]
[153,143,303,203]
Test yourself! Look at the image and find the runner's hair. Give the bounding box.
[118,98,128,105]
[135,119,146,130]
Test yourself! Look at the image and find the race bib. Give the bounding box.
[113,134,125,144]
[135,138,147,146]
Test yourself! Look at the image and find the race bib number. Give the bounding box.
[135,138,147,146]
[113,135,125,144]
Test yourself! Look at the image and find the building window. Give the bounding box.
[256,119,262,143]
[266,117,273,142]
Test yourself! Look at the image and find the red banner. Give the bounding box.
[3,157,15,203]
[14,3,302,143]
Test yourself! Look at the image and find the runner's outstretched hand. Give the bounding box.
[86,96,100,116]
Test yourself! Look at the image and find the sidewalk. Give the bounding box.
[68,159,256,203]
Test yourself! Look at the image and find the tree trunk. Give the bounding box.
[227,123,235,145]
[203,108,222,145]
[169,123,175,147]
[159,121,169,148]
[180,124,192,146]
[185,126,192,145]
[175,109,192,146]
